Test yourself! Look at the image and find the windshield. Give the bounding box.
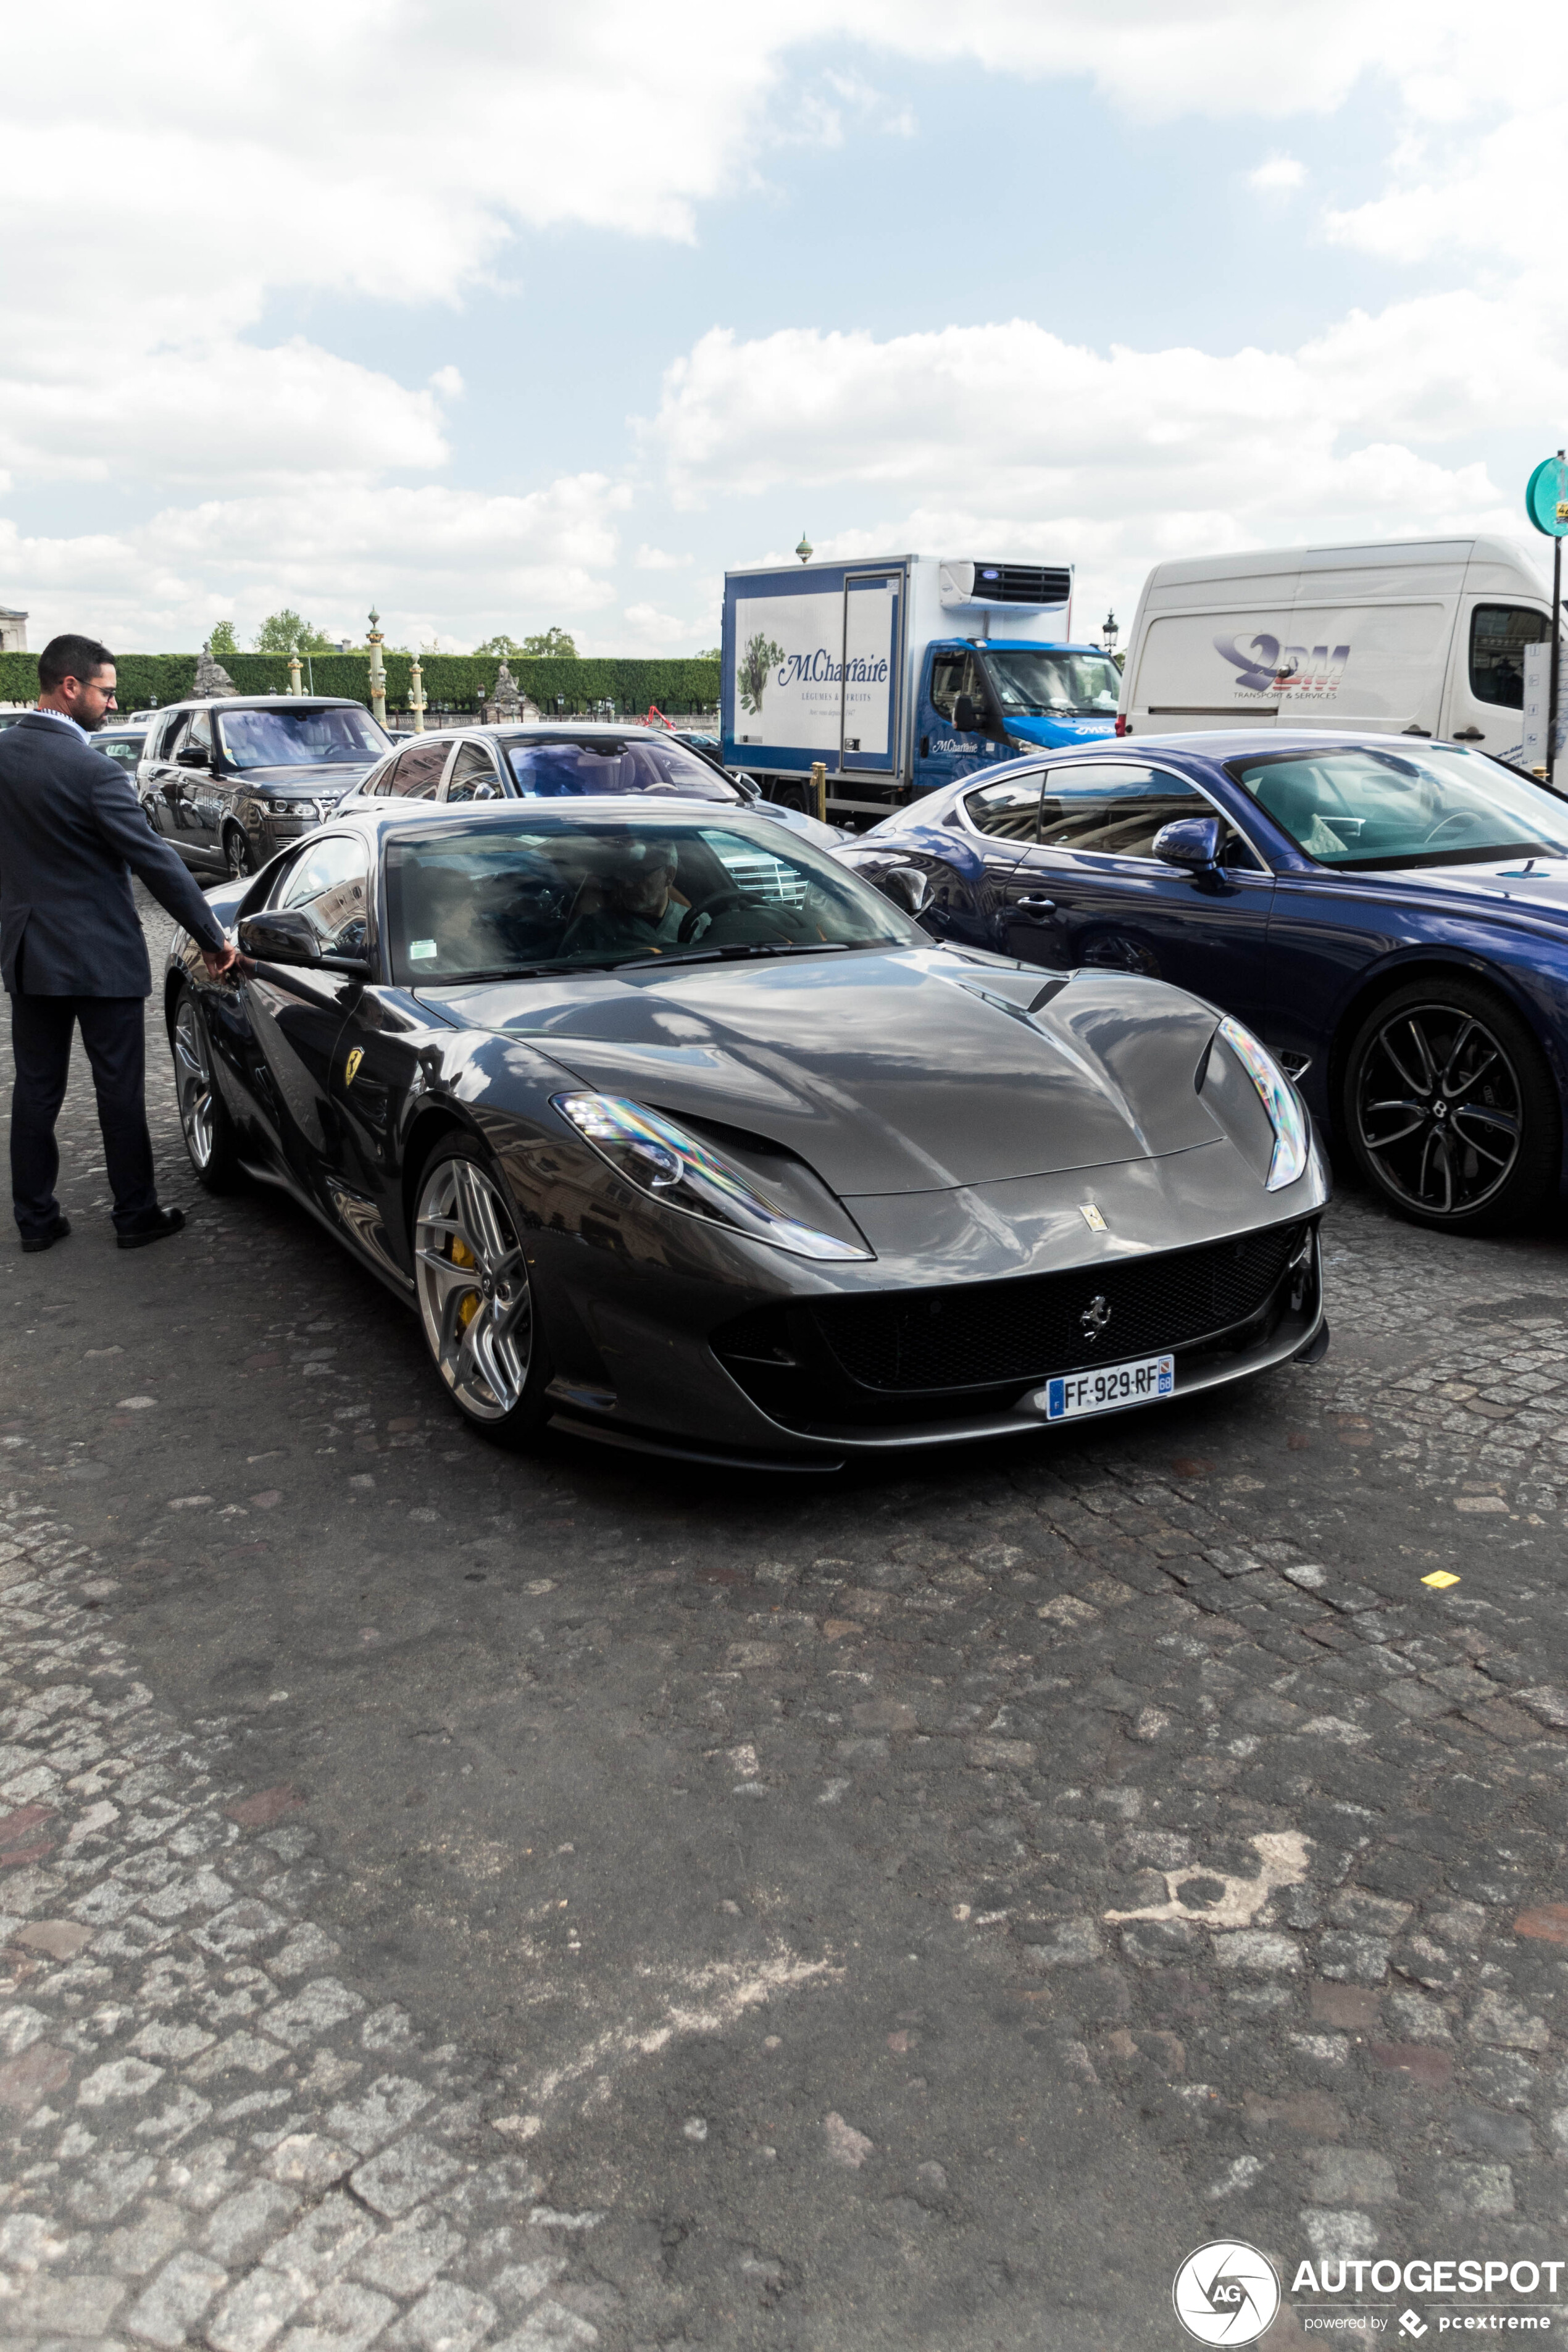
[217,706,390,770]
[504,735,736,801]
[983,649,1122,718]
[1230,744,1568,871]
[385,817,917,985]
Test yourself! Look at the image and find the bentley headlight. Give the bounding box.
[553,1094,871,1262]
[1217,1017,1308,1191]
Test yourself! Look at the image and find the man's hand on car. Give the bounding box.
[201,939,248,979]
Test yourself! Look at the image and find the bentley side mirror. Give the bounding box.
[733,773,762,801]
[1153,814,1225,874]
[876,863,934,917]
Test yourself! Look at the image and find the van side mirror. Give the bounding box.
[953,694,980,733]
[1153,814,1225,874]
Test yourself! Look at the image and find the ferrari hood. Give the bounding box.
[419,948,1231,1196]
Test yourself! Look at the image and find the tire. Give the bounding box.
[223,824,254,880]
[412,1136,553,1446]
[170,986,243,1193]
[1341,977,1560,1235]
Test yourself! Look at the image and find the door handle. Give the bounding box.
[1401,725,1432,737]
[1453,727,1485,741]
[1015,895,1057,916]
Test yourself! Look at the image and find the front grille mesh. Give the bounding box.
[805,1224,1304,1395]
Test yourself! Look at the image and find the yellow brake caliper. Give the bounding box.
[450,1233,480,1328]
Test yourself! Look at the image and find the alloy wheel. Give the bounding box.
[225,827,250,879]
[1354,1001,1523,1219]
[173,996,216,1171]
[414,1156,533,1420]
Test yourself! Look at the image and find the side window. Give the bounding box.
[929,651,986,723]
[159,713,190,761]
[386,737,450,798]
[1470,606,1551,709]
[186,708,212,759]
[964,774,1043,841]
[275,833,372,959]
[444,741,502,803]
[1037,763,1203,861]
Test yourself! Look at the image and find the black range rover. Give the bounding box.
[138,696,391,877]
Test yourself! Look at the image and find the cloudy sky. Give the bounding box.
[2,0,1564,657]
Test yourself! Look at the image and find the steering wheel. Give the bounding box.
[678,888,750,943]
[1422,812,1478,848]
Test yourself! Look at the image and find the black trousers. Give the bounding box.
[9,993,158,1238]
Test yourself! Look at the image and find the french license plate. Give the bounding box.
[1036,1353,1175,1422]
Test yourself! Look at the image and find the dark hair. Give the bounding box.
[38,634,114,693]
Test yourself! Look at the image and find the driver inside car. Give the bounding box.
[565,840,710,959]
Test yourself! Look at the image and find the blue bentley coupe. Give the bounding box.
[837,730,1568,1236]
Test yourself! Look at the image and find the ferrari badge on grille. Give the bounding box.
[344,1048,364,1086]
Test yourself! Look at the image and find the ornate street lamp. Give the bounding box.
[409,652,427,735]
[796,531,813,565]
[367,608,386,728]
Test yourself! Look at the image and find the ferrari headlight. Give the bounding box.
[553,1094,870,1262]
[1217,1017,1308,1192]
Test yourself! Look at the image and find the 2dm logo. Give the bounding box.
[1214,631,1350,698]
[1173,2241,1283,2344]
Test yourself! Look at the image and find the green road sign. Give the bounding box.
[1525,453,1568,537]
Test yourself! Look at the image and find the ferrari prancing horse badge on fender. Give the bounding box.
[344,1048,364,1086]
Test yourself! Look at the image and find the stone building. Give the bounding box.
[0,607,27,653]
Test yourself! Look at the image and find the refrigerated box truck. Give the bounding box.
[720,554,1120,822]
[1116,535,1562,772]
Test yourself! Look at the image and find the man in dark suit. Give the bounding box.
[0,633,241,1253]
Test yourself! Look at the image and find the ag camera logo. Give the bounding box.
[1173,2241,1282,2343]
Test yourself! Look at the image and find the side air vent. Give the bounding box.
[940,561,1074,610]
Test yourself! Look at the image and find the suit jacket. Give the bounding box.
[0,712,227,997]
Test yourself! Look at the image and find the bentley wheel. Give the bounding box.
[223,824,253,879]
[413,1140,552,1445]
[171,987,241,1193]
[1343,979,1559,1235]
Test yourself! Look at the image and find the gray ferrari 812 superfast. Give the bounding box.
[163,799,1329,1467]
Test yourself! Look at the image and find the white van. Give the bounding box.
[1117,535,1560,772]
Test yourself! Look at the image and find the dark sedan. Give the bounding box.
[140,696,391,877]
[836,730,1568,1236]
[162,801,1326,1466]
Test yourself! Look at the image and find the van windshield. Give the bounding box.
[982,649,1122,718]
[1230,744,1568,870]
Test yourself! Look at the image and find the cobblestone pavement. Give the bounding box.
[7,907,1568,2348]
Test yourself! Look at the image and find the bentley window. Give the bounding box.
[216,705,389,769]
[502,736,736,801]
[964,775,1044,840]
[384,819,917,985]
[380,736,451,798]
[1232,744,1568,870]
[1037,764,1204,859]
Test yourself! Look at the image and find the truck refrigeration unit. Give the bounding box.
[720,554,1120,824]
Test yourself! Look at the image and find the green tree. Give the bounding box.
[254,609,335,654]
[207,619,240,661]
[472,633,523,659]
[520,627,578,658]
[695,646,721,661]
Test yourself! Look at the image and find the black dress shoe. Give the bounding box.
[117,1207,186,1251]
[20,1214,70,1255]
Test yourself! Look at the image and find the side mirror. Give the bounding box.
[953,694,980,733]
[176,746,211,770]
[239,909,321,967]
[472,779,501,801]
[876,862,934,918]
[1153,814,1225,874]
[732,773,762,801]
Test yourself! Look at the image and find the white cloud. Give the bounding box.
[1248,156,1306,193]
[633,545,693,570]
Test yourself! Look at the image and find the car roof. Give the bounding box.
[403,720,708,745]
[158,694,368,714]
[971,727,1485,773]
[331,797,787,841]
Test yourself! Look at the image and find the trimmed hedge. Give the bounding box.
[0,649,720,716]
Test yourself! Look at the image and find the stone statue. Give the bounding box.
[193,640,237,698]
[491,659,522,722]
